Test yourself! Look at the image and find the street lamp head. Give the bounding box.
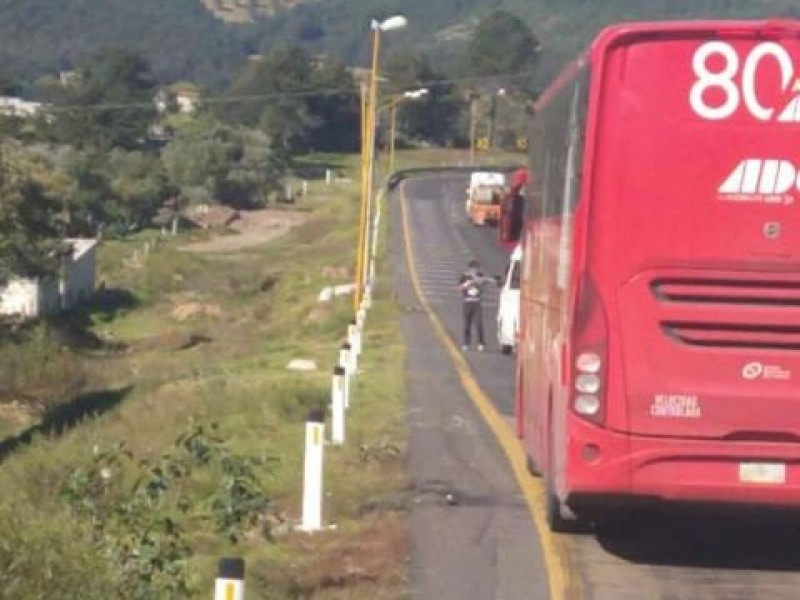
[403,88,429,99]
[372,15,408,32]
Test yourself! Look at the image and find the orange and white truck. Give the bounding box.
[465,171,506,226]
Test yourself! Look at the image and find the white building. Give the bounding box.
[0,238,97,320]
[0,278,60,319]
[175,90,200,114]
[0,96,43,118]
[60,238,97,310]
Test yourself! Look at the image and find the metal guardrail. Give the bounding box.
[385,164,525,191]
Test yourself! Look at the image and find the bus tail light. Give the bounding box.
[574,354,603,419]
[572,274,608,425]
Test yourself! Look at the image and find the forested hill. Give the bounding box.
[0,0,244,89]
[2,0,800,89]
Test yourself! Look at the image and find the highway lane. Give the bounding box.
[392,173,551,600]
[395,171,800,600]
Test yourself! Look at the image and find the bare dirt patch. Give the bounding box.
[171,303,222,322]
[182,209,308,254]
[0,401,38,427]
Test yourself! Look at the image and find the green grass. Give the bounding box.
[0,156,409,599]
[389,146,527,172]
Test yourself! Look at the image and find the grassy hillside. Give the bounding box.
[0,155,411,598]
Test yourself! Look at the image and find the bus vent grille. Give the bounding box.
[662,321,800,351]
[652,278,800,307]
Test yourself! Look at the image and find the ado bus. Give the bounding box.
[516,20,800,531]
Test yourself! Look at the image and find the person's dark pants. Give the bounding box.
[463,301,485,346]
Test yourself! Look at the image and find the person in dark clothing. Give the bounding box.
[458,259,494,351]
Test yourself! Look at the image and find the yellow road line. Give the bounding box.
[399,183,574,600]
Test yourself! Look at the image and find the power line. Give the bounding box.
[31,69,537,114]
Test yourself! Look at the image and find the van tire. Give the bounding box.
[501,344,513,355]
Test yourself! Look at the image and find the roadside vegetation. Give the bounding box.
[0,158,409,599]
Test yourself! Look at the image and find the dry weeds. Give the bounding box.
[269,513,409,599]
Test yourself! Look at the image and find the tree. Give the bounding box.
[162,115,284,209]
[384,53,463,146]
[467,10,541,93]
[222,47,360,156]
[0,144,62,283]
[217,129,285,209]
[304,61,360,153]
[107,149,169,232]
[223,47,315,157]
[42,49,157,151]
[57,150,116,237]
[162,116,233,206]
[0,74,21,96]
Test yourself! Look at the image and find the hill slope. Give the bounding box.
[0,0,243,88]
[2,0,800,89]
[242,0,800,82]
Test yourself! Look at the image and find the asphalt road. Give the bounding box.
[393,172,800,600]
[392,173,550,600]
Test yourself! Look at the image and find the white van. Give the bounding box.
[496,244,522,355]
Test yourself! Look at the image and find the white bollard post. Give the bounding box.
[348,320,362,357]
[339,342,352,408]
[347,327,358,372]
[339,342,351,375]
[214,558,245,600]
[363,285,373,310]
[300,410,325,532]
[325,169,332,185]
[331,366,346,446]
[302,180,308,196]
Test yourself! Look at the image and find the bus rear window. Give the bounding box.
[609,36,800,126]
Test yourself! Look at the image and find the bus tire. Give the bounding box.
[545,478,590,534]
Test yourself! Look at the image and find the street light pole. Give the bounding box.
[388,88,427,174]
[354,15,407,312]
[356,24,382,311]
[355,81,370,313]
[389,100,398,174]
[490,88,505,150]
[469,94,478,166]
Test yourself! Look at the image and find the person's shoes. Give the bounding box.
[477,344,485,352]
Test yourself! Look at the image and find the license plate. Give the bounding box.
[739,462,786,484]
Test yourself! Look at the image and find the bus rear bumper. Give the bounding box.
[564,416,800,508]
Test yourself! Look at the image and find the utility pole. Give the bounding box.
[469,93,479,166]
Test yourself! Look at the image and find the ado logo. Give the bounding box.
[742,362,764,380]
[720,159,800,195]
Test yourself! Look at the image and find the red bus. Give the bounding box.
[516,20,800,532]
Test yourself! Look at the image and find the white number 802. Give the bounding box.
[690,41,795,121]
